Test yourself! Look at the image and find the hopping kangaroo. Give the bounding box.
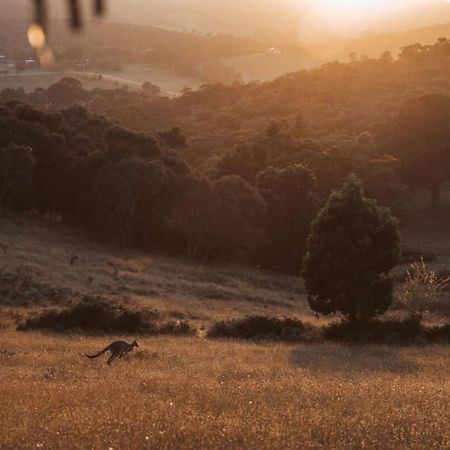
[85,340,139,365]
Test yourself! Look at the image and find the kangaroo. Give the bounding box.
[85,340,139,365]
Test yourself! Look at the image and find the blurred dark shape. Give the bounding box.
[32,0,106,31]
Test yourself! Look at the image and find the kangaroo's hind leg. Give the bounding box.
[107,353,118,366]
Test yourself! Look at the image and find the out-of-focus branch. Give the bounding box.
[32,0,106,31]
[33,0,47,32]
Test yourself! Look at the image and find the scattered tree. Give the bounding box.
[303,176,400,320]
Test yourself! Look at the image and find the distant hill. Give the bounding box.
[310,22,450,61]
[374,1,450,32]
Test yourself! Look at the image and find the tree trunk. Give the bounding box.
[192,241,201,260]
[187,232,192,257]
[431,183,441,209]
[202,246,211,263]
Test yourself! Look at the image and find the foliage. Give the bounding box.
[207,315,309,341]
[0,143,35,211]
[384,93,450,207]
[0,38,449,267]
[395,259,450,323]
[256,163,318,271]
[303,176,400,320]
[16,296,196,336]
[176,174,265,261]
[94,158,173,247]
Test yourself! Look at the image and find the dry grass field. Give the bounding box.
[1,331,449,450]
[0,64,201,96]
[0,213,306,325]
[0,206,449,449]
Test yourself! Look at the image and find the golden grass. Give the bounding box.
[1,203,450,449]
[0,213,306,322]
[1,330,449,449]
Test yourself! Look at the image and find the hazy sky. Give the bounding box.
[104,0,450,36]
[298,0,450,32]
[2,0,449,38]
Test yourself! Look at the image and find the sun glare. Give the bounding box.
[310,0,409,22]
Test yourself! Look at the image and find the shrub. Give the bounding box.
[430,324,450,343]
[17,297,144,333]
[303,176,400,320]
[207,315,311,342]
[395,259,450,323]
[17,296,196,336]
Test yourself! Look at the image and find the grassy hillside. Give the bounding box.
[1,204,449,449]
[0,65,202,96]
[1,196,450,326]
[0,212,306,327]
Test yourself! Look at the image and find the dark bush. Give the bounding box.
[323,317,425,343]
[429,324,450,343]
[16,296,196,336]
[207,315,311,342]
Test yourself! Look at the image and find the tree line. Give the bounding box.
[2,39,450,209]
[1,87,450,272]
[1,39,450,274]
[0,100,318,272]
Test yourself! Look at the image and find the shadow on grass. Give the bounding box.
[290,344,419,375]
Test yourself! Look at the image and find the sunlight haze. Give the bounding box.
[303,0,445,35]
[1,1,450,448]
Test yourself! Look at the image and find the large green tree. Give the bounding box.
[303,176,400,320]
[388,93,450,208]
[256,163,317,272]
[94,158,172,247]
[177,174,265,261]
[0,143,35,211]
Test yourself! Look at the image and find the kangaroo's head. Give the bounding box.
[132,340,139,348]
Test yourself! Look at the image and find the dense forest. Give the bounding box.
[1,38,450,272]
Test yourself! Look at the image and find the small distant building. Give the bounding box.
[0,55,6,75]
[268,47,282,55]
[75,59,91,70]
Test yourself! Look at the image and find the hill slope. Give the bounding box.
[2,195,450,327]
[0,213,306,324]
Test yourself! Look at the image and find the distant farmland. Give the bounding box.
[0,63,202,97]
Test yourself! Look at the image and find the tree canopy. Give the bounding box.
[303,176,400,320]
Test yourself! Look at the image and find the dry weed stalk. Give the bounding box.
[396,258,449,322]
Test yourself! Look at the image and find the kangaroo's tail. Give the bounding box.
[85,346,110,359]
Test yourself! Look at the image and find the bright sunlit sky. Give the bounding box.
[27,0,450,39]
[303,0,443,33]
[310,0,414,20]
